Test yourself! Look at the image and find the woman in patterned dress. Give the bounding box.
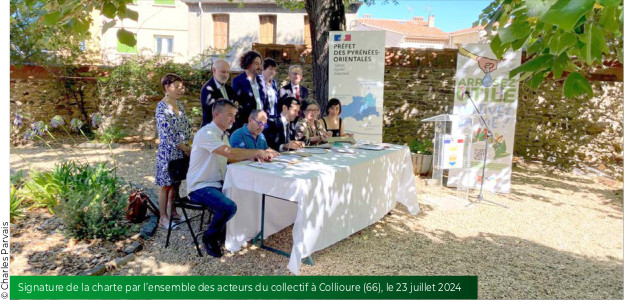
[295,99,331,145]
[155,73,192,229]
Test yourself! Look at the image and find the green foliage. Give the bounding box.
[10,185,24,223]
[11,170,26,189]
[22,162,76,213]
[22,161,131,240]
[564,72,594,97]
[98,51,216,101]
[11,0,138,65]
[478,0,623,98]
[409,139,433,155]
[96,126,128,144]
[56,163,131,241]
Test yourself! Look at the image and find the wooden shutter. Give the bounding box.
[259,15,276,44]
[213,14,229,50]
[304,16,311,46]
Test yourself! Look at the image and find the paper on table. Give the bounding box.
[358,144,385,151]
[273,154,301,164]
[297,148,327,154]
[248,162,287,170]
[285,151,313,157]
[331,147,356,153]
[328,136,356,144]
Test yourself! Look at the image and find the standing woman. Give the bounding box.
[155,73,192,229]
[259,58,279,119]
[321,98,352,137]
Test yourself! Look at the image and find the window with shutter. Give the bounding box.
[304,16,312,46]
[213,14,229,50]
[259,15,276,44]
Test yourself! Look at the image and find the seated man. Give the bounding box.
[187,99,278,257]
[265,97,305,152]
[229,109,269,150]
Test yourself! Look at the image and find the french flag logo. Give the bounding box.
[334,34,351,42]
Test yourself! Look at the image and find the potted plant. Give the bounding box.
[409,139,433,176]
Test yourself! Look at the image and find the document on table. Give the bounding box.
[248,162,287,170]
[297,148,327,154]
[273,154,301,164]
[331,147,356,153]
[358,144,386,151]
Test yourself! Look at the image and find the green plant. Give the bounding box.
[10,185,24,223]
[410,139,433,155]
[22,162,76,213]
[10,170,26,189]
[56,162,131,241]
[96,126,128,144]
[478,0,623,98]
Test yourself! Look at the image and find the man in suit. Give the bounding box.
[278,65,308,103]
[231,50,264,131]
[200,59,235,127]
[265,97,305,152]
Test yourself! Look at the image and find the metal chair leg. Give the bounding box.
[200,209,205,229]
[182,207,203,257]
[165,209,174,248]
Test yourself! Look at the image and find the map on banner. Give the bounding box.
[341,93,381,121]
[329,31,386,143]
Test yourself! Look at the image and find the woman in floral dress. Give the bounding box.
[155,73,192,229]
[295,99,331,145]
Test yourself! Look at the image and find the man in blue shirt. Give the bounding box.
[229,109,269,150]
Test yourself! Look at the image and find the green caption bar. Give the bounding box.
[11,276,477,299]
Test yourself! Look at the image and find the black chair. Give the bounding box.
[166,157,213,257]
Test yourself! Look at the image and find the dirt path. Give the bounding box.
[10,146,623,299]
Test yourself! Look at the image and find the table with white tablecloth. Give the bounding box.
[223,145,419,274]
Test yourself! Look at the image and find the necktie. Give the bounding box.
[294,86,300,100]
[219,84,229,100]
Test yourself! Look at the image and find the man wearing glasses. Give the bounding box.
[229,109,269,150]
[278,65,308,103]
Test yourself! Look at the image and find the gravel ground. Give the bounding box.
[10,145,624,299]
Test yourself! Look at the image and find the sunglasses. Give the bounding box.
[251,117,268,129]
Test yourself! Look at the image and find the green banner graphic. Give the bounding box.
[11,276,477,299]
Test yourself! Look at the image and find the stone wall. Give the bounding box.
[10,48,623,179]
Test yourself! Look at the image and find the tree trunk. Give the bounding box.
[305,0,345,112]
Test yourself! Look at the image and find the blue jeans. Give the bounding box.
[188,186,237,240]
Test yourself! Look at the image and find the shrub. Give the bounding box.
[21,161,132,241]
[56,162,131,241]
[96,126,128,144]
[22,162,75,213]
[10,170,26,188]
[10,185,24,223]
[409,139,433,155]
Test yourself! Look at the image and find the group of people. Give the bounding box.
[154,50,351,257]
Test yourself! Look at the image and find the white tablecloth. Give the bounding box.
[223,145,419,274]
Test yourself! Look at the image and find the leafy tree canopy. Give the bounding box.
[11,0,138,64]
[477,0,623,98]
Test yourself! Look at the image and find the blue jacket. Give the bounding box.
[229,124,268,150]
[231,73,266,131]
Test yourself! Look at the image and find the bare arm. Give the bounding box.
[213,145,278,163]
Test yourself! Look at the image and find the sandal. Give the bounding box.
[172,215,186,222]
[159,221,179,230]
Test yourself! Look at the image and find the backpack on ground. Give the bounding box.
[126,190,159,223]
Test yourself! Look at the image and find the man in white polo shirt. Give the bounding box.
[187,99,278,257]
